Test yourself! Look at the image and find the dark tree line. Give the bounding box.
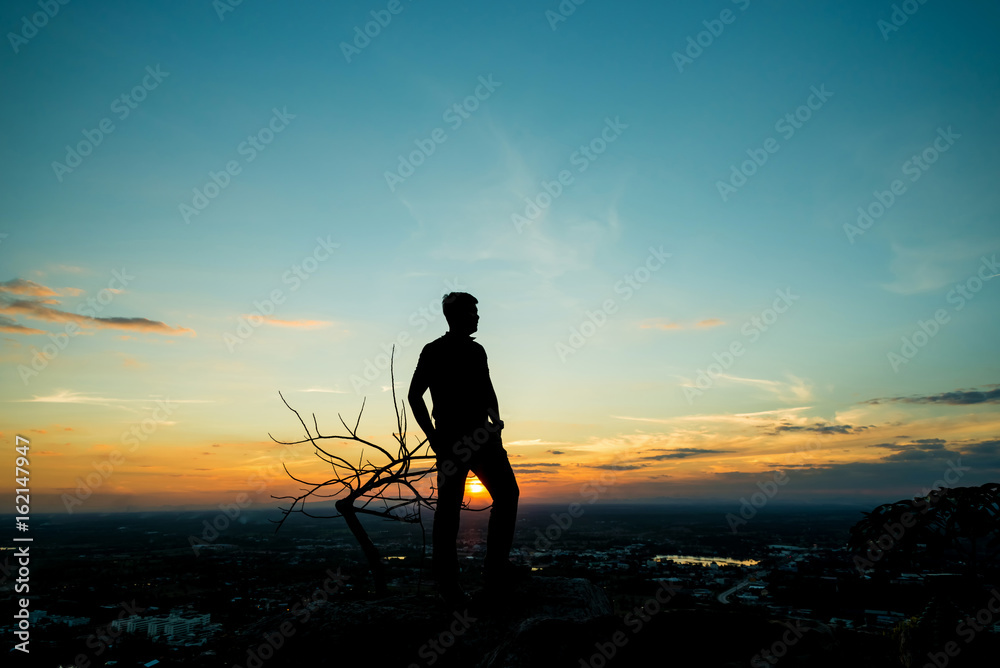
[848,482,1000,580]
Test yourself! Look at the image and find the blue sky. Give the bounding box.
[1,0,998,510]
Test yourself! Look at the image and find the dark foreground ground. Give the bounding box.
[3,505,997,666]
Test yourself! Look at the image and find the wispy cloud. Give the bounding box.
[768,422,873,435]
[506,438,575,446]
[0,278,194,337]
[615,407,819,431]
[16,390,211,413]
[712,373,813,402]
[880,242,996,295]
[865,385,1000,406]
[0,315,45,335]
[611,415,676,425]
[641,447,733,460]
[417,122,625,281]
[733,406,813,417]
[640,317,725,330]
[585,463,644,471]
[248,317,334,329]
[52,265,89,275]
[866,438,961,462]
[640,319,682,330]
[0,279,62,298]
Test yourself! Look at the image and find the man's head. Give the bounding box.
[442,292,479,335]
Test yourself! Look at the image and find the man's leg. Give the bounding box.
[471,437,520,581]
[433,452,468,593]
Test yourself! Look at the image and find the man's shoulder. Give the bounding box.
[418,333,486,355]
[417,334,448,359]
[421,333,449,350]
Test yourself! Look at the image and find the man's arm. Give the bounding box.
[407,354,435,444]
[486,377,503,431]
[483,349,503,431]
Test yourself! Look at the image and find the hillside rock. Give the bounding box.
[229,576,617,668]
[227,576,920,667]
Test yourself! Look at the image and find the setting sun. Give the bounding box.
[467,477,485,495]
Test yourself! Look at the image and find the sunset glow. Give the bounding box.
[467,477,485,496]
[1,0,997,515]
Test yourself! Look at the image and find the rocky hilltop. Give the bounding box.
[228,576,907,667]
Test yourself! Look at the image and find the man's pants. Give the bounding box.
[432,422,519,585]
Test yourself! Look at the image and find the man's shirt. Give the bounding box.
[412,331,491,429]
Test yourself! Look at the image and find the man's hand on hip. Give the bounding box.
[426,428,440,455]
[487,409,504,432]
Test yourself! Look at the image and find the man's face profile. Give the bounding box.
[454,304,478,335]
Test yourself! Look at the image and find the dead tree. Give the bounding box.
[269,348,482,595]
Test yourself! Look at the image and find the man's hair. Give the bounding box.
[442,292,478,326]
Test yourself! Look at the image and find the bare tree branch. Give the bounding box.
[270,345,492,595]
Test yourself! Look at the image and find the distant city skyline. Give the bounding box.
[1,0,998,512]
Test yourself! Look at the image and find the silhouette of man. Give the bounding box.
[408,292,521,604]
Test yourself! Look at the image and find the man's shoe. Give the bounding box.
[437,581,472,608]
[483,561,532,588]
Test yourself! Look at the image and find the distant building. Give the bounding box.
[111,612,213,644]
[863,609,907,630]
[31,611,90,627]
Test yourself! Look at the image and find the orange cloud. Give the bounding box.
[0,279,60,297]
[0,315,45,335]
[0,278,194,337]
[640,317,725,330]
[52,265,88,274]
[640,319,682,330]
[121,356,146,369]
[252,317,333,329]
